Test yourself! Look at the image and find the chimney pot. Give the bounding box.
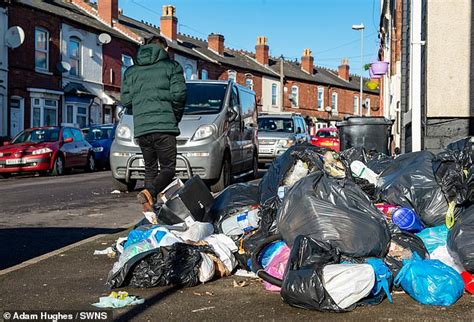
[255,35,269,65]
[208,33,225,55]
[301,48,314,74]
[160,5,177,41]
[338,58,350,81]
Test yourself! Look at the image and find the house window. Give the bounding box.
[66,104,89,128]
[121,54,133,80]
[291,85,299,108]
[364,98,371,110]
[35,28,49,71]
[31,98,58,127]
[228,70,237,82]
[317,87,324,110]
[331,92,338,112]
[271,83,277,106]
[353,96,359,115]
[201,69,208,80]
[184,64,193,80]
[245,77,253,90]
[68,37,81,76]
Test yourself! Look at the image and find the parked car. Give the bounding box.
[257,113,310,164]
[0,126,95,178]
[311,127,340,152]
[110,80,259,193]
[83,124,116,169]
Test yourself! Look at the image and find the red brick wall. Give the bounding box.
[102,37,137,95]
[8,5,62,131]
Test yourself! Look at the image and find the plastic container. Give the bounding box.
[350,160,378,184]
[336,117,393,155]
[392,208,424,233]
[221,206,259,236]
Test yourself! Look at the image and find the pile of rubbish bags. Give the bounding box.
[102,138,474,312]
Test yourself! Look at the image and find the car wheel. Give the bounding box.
[51,156,64,176]
[0,173,11,179]
[112,177,136,192]
[210,156,231,193]
[85,154,95,172]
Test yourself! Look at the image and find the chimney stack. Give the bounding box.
[160,5,177,42]
[255,36,269,65]
[98,0,119,26]
[301,48,314,74]
[338,58,350,81]
[208,33,225,56]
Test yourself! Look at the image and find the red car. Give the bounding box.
[0,126,95,178]
[311,127,340,152]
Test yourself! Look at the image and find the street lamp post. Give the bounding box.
[352,23,365,116]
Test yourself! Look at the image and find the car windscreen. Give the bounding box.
[258,118,294,133]
[184,83,227,115]
[124,83,227,116]
[12,128,60,144]
[316,130,338,138]
[86,127,115,141]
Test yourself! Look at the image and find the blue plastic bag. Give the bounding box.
[394,252,464,306]
[259,240,285,268]
[366,258,393,303]
[124,226,166,249]
[416,225,448,253]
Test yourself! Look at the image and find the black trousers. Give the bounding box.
[138,132,177,198]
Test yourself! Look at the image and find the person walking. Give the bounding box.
[121,36,187,212]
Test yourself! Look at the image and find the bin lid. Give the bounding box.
[336,116,393,127]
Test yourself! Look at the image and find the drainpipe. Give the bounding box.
[409,0,424,151]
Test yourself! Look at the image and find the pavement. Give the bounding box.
[0,230,472,321]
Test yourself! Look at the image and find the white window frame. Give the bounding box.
[364,98,371,110]
[65,103,89,128]
[35,28,49,72]
[30,97,58,127]
[353,96,359,115]
[228,70,237,82]
[121,54,133,80]
[271,83,278,106]
[201,69,208,80]
[291,85,299,108]
[331,92,338,112]
[317,87,324,111]
[184,64,194,80]
[68,36,82,77]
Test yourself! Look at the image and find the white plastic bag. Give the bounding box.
[198,254,215,283]
[350,160,379,185]
[203,234,238,273]
[322,264,375,309]
[173,221,214,242]
[283,160,309,186]
[431,245,464,273]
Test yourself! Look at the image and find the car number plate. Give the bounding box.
[259,148,272,154]
[6,158,22,165]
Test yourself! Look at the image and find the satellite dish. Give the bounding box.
[56,61,71,73]
[5,26,25,49]
[98,33,112,45]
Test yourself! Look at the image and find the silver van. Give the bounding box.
[110,80,258,192]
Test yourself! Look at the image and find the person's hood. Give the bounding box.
[135,44,169,66]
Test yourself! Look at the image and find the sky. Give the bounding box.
[120,0,381,76]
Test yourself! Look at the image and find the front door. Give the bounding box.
[10,98,24,138]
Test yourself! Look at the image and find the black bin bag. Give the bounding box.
[209,181,260,232]
[277,172,390,258]
[447,204,474,273]
[280,236,346,312]
[107,243,212,288]
[376,151,448,227]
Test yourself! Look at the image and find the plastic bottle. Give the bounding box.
[221,206,260,236]
[392,208,424,233]
[350,160,378,185]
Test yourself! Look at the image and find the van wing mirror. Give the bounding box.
[116,105,125,120]
[227,106,239,122]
